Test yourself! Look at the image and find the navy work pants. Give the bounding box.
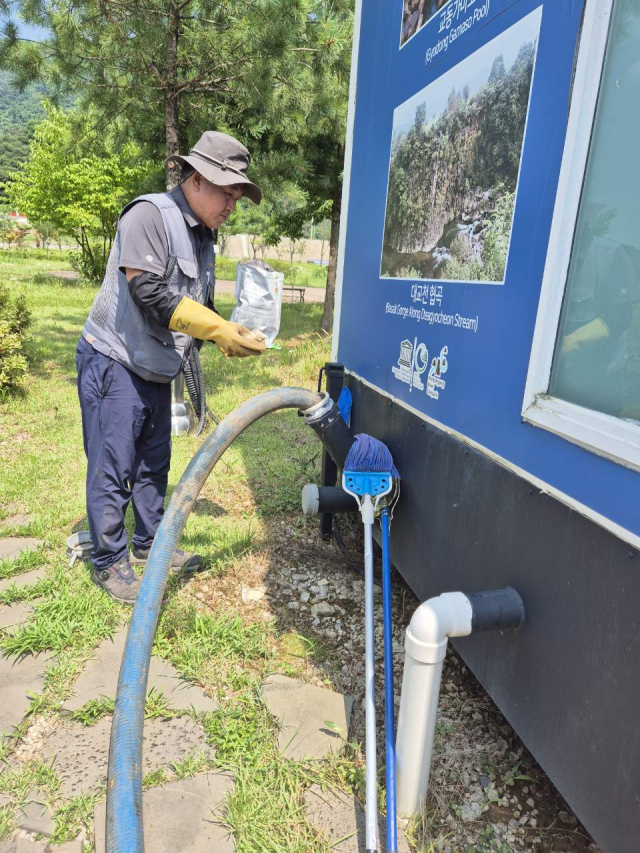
[75,337,172,571]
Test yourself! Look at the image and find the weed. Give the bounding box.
[502,761,537,788]
[154,597,272,685]
[171,752,213,779]
[51,791,100,845]
[0,805,13,841]
[144,688,176,720]
[70,697,115,726]
[0,547,46,582]
[279,631,326,664]
[142,768,168,789]
[0,759,60,807]
[0,560,118,657]
[202,696,273,762]
[0,576,53,606]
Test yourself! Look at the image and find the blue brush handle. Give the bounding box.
[381,508,397,852]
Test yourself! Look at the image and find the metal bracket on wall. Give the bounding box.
[318,362,345,541]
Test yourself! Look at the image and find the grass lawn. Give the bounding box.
[0,253,364,851]
[0,254,598,853]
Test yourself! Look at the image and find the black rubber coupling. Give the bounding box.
[466,586,525,633]
[301,484,359,516]
[302,393,355,469]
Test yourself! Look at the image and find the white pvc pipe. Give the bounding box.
[362,495,378,852]
[396,592,473,817]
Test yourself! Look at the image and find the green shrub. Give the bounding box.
[0,284,32,395]
[0,247,71,262]
[69,246,108,284]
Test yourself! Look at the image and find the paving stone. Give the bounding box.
[305,785,411,852]
[0,653,48,736]
[61,628,216,715]
[16,794,54,837]
[0,515,33,530]
[46,842,83,852]
[94,772,233,853]
[43,716,212,796]
[0,569,47,594]
[0,539,43,562]
[0,837,47,852]
[262,674,353,760]
[0,600,42,633]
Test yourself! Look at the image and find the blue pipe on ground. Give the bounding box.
[106,387,322,853]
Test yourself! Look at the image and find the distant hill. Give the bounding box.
[0,71,48,193]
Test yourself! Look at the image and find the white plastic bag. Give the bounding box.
[230,260,283,348]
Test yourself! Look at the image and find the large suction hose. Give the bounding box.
[106,387,322,853]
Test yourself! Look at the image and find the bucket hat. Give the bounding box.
[165,131,261,205]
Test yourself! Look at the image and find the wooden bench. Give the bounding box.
[282,285,306,303]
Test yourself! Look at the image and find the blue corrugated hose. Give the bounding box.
[106,387,322,853]
[381,507,397,852]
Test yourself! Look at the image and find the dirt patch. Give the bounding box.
[188,512,601,853]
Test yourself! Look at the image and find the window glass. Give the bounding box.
[549,0,640,420]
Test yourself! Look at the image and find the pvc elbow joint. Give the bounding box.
[404,587,525,665]
[405,592,473,665]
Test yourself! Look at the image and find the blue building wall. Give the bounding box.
[336,0,639,539]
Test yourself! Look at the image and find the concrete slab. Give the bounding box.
[46,842,83,852]
[0,515,32,530]
[0,600,42,633]
[16,794,54,837]
[47,837,85,853]
[305,785,411,852]
[0,539,43,562]
[43,716,212,796]
[61,629,216,714]
[93,772,234,853]
[0,569,47,594]
[262,674,353,760]
[0,653,48,736]
[0,837,47,852]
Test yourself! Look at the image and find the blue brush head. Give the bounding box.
[344,434,400,478]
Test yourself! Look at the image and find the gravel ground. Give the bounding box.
[189,511,604,853]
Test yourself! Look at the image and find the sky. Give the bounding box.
[393,7,542,135]
[16,20,50,41]
[2,1,50,42]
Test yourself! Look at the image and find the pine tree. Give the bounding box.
[0,0,354,331]
[0,1,318,187]
[251,0,353,333]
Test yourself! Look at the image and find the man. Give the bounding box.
[76,131,265,604]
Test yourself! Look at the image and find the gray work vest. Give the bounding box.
[83,192,214,383]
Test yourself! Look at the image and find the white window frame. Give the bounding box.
[522,0,640,473]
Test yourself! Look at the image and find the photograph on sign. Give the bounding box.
[401,0,448,46]
[383,8,541,284]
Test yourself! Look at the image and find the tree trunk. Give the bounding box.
[164,4,181,190]
[320,182,342,334]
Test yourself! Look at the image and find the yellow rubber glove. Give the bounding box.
[561,317,609,355]
[169,297,266,358]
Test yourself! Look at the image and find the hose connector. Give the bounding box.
[303,392,355,469]
[301,484,359,516]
